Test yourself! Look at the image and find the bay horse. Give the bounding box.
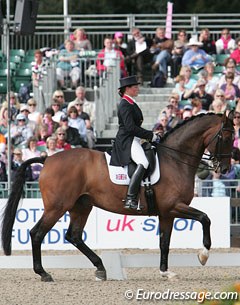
[1,112,234,282]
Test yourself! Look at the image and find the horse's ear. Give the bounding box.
[221,110,227,124]
[227,110,235,122]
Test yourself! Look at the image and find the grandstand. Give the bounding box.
[1,13,240,240]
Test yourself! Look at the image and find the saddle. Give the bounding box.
[105,142,159,215]
[105,142,160,186]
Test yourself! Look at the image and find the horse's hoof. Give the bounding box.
[160,270,177,279]
[95,269,107,281]
[198,247,209,266]
[41,274,54,282]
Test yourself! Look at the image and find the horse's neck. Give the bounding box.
[162,117,214,163]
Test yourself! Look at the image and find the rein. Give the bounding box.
[157,122,234,171]
[158,143,215,171]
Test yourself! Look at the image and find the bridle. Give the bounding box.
[204,122,234,171]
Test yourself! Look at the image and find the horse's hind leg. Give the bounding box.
[30,211,64,282]
[170,202,211,265]
[65,202,107,280]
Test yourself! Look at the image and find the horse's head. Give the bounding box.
[206,111,234,174]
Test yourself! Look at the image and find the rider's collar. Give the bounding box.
[123,94,135,105]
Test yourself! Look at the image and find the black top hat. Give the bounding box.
[118,75,140,89]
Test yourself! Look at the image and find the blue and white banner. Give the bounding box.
[0,197,230,250]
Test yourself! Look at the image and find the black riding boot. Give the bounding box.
[124,164,146,209]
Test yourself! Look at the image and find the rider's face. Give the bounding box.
[126,85,139,97]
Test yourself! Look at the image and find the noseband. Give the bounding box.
[204,122,234,171]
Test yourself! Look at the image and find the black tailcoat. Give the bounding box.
[110,97,153,166]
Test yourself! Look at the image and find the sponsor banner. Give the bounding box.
[0,197,230,250]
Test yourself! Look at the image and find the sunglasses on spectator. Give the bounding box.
[52,104,60,106]
[18,119,25,122]
[75,103,83,106]
[14,153,22,155]
[56,95,64,98]
[216,95,224,97]
[28,104,36,106]
[58,133,65,136]
[234,116,240,119]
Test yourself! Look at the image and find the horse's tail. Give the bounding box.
[1,156,47,255]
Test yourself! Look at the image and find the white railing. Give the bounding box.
[95,62,120,137]
[32,54,120,137]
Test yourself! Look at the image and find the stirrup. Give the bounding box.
[123,199,142,211]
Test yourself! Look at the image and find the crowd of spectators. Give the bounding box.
[0,82,96,183]
[2,25,240,195]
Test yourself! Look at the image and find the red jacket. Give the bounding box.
[96,48,127,76]
[230,49,240,64]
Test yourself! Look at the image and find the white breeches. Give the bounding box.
[131,137,149,169]
[56,67,81,82]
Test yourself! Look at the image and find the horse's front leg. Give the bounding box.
[170,202,211,266]
[158,216,177,279]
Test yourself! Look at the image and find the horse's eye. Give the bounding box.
[223,137,231,145]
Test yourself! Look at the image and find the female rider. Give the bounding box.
[110,75,159,210]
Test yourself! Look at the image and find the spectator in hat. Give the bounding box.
[113,32,128,57]
[10,113,33,148]
[59,114,87,147]
[182,37,210,68]
[110,75,160,210]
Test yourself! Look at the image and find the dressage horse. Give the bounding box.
[1,112,234,282]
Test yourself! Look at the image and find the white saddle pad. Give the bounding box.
[105,152,160,186]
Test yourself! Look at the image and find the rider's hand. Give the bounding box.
[152,131,161,143]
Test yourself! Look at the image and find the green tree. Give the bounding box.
[37,0,240,14]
